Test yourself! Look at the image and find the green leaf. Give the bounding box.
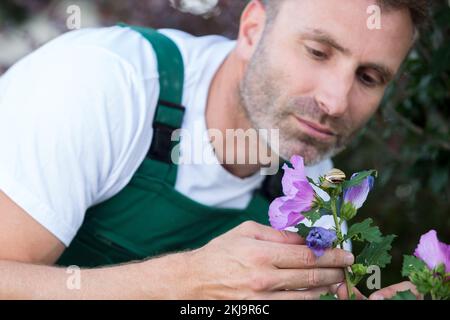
[389,290,417,300]
[346,218,383,243]
[320,293,338,300]
[322,199,331,208]
[307,177,319,187]
[434,263,446,275]
[351,264,368,276]
[297,223,312,238]
[402,255,426,277]
[342,170,377,189]
[356,235,396,268]
[319,207,333,216]
[302,207,322,225]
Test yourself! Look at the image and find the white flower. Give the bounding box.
[170,0,219,15]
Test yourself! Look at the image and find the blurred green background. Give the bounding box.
[0,0,449,293]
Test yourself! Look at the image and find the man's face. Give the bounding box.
[239,0,414,165]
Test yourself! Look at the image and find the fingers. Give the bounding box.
[234,222,354,269]
[266,242,354,269]
[269,268,345,290]
[369,281,423,300]
[336,283,367,300]
[236,221,305,245]
[329,283,340,295]
[257,287,333,300]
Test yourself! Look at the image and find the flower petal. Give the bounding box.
[414,230,450,273]
[306,227,337,257]
[281,156,308,196]
[343,174,375,209]
[269,196,305,230]
[291,180,315,209]
[311,248,326,257]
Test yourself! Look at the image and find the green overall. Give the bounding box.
[57,25,283,268]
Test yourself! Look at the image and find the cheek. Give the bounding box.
[289,61,318,95]
[269,45,317,96]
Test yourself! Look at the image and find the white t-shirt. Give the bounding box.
[0,26,335,246]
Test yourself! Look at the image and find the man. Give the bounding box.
[0,0,427,299]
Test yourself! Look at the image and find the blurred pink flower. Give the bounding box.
[269,156,315,230]
[414,230,450,273]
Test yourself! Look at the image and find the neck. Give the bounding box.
[205,49,262,179]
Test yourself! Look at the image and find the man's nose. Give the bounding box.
[316,71,354,118]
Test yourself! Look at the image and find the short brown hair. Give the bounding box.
[260,0,431,30]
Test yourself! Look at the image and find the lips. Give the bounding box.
[293,116,336,141]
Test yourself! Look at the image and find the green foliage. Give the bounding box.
[351,264,368,277]
[297,223,312,238]
[320,293,338,300]
[408,266,450,299]
[356,235,396,269]
[346,218,383,243]
[302,207,323,225]
[402,255,426,277]
[342,171,377,189]
[306,166,394,297]
[402,256,450,300]
[389,290,417,300]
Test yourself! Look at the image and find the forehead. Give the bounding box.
[273,0,415,70]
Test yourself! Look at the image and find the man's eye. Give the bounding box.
[358,72,380,87]
[305,46,328,60]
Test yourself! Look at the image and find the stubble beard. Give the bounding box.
[238,35,354,166]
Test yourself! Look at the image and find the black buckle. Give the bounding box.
[147,99,185,163]
[148,122,178,163]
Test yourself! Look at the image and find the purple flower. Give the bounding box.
[306,227,337,257]
[414,230,450,273]
[269,156,315,230]
[343,173,375,210]
[281,155,310,196]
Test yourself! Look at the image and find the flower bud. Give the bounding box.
[351,264,368,276]
[324,168,346,184]
[306,227,337,257]
[341,201,358,221]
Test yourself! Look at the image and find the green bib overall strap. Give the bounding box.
[56,24,283,268]
[117,23,185,185]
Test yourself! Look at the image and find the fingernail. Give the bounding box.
[371,294,384,300]
[345,253,354,265]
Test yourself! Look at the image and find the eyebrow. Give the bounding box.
[300,28,395,83]
[301,28,351,55]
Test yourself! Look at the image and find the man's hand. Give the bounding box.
[0,191,353,299]
[180,221,355,299]
[336,281,423,300]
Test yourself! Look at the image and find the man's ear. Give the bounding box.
[236,0,267,62]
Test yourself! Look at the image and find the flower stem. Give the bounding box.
[331,198,354,299]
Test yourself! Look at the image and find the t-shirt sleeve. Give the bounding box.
[0,30,159,246]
